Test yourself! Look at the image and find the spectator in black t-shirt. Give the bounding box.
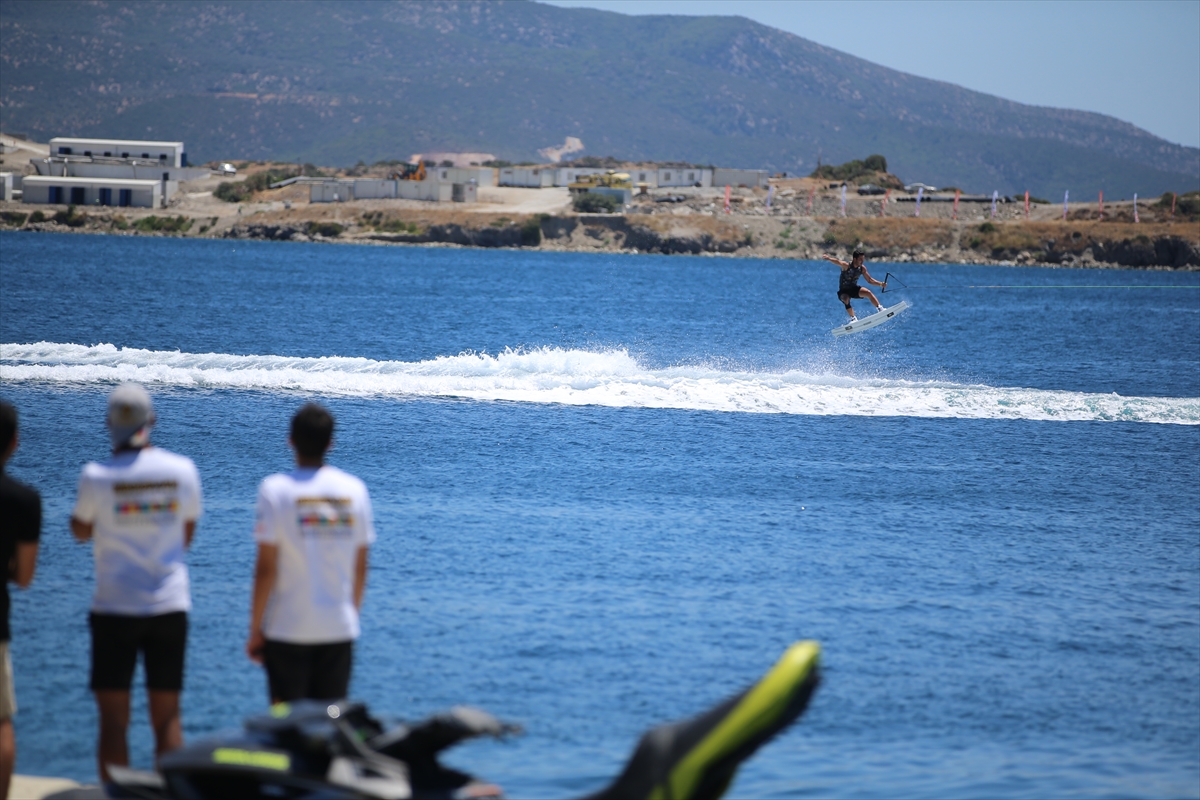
[0,401,40,799]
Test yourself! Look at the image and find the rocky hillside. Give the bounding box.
[2,0,1197,198]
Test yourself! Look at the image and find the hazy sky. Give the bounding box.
[541,0,1200,149]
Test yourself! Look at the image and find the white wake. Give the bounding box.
[2,342,1197,424]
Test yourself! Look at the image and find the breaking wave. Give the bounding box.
[3,342,1197,424]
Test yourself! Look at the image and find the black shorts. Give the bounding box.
[90,611,187,692]
[838,285,865,302]
[263,639,353,703]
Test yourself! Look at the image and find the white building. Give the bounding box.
[22,175,161,208]
[712,168,769,189]
[432,166,495,186]
[498,167,554,188]
[29,137,207,203]
[657,167,712,188]
[32,158,208,184]
[0,173,14,202]
[49,137,188,167]
[307,178,456,203]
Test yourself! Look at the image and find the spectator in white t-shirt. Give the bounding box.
[70,384,202,783]
[246,403,374,703]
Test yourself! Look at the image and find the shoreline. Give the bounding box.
[3,200,1197,270]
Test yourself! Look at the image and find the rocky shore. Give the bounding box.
[3,197,1197,269]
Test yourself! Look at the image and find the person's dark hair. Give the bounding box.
[290,403,334,459]
[0,401,16,453]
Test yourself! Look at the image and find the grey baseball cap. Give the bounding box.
[107,383,155,448]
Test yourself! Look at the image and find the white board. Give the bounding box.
[831,300,910,337]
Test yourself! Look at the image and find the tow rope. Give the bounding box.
[880,273,1199,292]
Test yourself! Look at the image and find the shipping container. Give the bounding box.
[657,168,713,188]
[433,167,496,186]
[352,179,397,199]
[309,181,356,203]
[499,167,555,188]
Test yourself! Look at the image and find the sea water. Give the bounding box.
[1,231,1197,798]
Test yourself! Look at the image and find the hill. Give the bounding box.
[1,0,1197,198]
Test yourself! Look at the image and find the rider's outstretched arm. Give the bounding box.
[821,254,849,267]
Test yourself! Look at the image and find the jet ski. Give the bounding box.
[106,640,821,800]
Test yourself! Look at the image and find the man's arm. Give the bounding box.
[70,517,94,543]
[72,471,95,543]
[821,254,849,268]
[860,266,885,287]
[353,546,369,611]
[184,463,202,552]
[864,267,886,287]
[12,542,38,589]
[246,543,279,664]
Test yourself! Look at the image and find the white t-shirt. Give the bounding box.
[254,465,375,644]
[73,447,202,616]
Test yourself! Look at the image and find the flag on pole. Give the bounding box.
[1171,192,1177,216]
[991,190,998,220]
[915,186,923,217]
[954,188,961,220]
[1063,190,1069,220]
[766,184,774,210]
[1098,190,1104,220]
[1133,193,1139,223]
[881,189,890,218]
[724,184,731,214]
[1024,190,1029,219]
[840,183,847,217]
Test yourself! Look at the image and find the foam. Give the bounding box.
[3,342,1197,424]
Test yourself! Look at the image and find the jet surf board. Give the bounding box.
[831,300,910,337]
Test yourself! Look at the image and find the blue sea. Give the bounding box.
[1,231,1198,798]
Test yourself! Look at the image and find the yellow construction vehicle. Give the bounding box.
[568,170,632,195]
[389,162,427,181]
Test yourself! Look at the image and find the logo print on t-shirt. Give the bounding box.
[113,481,180,525]
[297,497,355,538]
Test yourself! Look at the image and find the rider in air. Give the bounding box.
[822,245,885,321]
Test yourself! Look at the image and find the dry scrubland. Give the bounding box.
[2,161,1197,269]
